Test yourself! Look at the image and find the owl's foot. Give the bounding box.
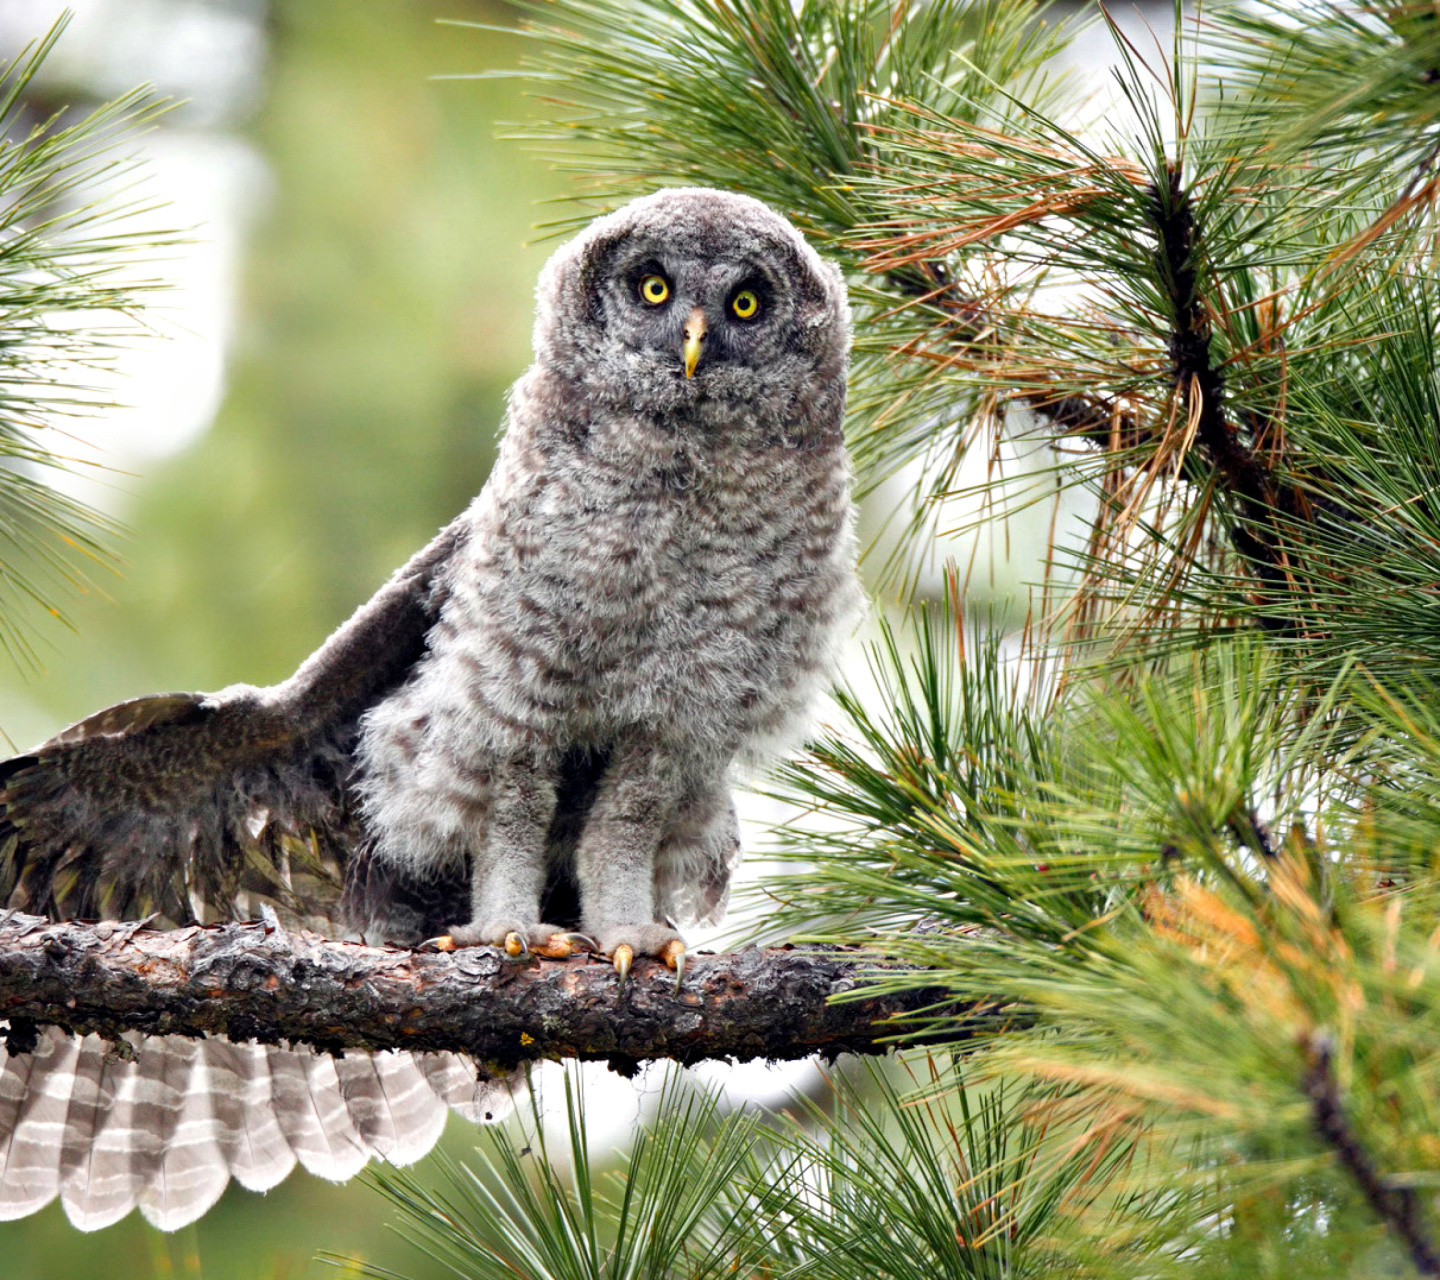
[592,924,686,993]
[424,920,583,959]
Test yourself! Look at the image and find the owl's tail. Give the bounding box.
[0,1025,511,1231]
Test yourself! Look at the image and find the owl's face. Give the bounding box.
[534,190,849,430]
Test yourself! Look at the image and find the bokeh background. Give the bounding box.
[0,0,559,747]
[0,1,1167,1274]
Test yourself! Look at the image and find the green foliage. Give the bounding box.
[751,1063,1138,1280]
[0,17,169,672]
[1211,0,1440,182]
[754,608,1439,1272]
[345,1073,791,1280]
[371,2,1440,1276]
[480,0,1068,243]
[352,1063,1150,1280]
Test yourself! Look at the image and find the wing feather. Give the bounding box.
[0,1028,517,1230]
[0,518,465,928]
[267,1047,368,1183]
[415,1052,515,1125]
[0,1027,76,1219]
[56,1034,116,1226]
[333,1051,448,1166]
[60,1035,144,1231]
[203,1039,296,1193]
[138,1042,229,1231]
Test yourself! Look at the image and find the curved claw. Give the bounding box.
[422,935,456,953]
[659,939,686,994]
[613,943,634,991]
[504,931,528,958]
[535,932,598,960]
[559,932,598,952]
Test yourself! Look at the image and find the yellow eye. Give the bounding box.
[639,274,670,305]
[731,289,760,320]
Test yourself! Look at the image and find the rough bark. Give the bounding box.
[0,911,972,1074]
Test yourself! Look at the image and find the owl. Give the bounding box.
[0,189,859,1230]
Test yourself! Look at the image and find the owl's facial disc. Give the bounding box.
[611,252,780,387]
[541,189,845,423]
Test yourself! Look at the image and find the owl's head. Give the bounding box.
[533,189,849,429]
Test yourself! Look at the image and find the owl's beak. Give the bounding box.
[682,307,706,378]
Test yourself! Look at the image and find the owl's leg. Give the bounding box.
[655,780,740,927]
[434,757,577,956]
[575,740,687,988]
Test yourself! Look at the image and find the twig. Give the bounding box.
[883,259,1144,444]
[1147,163,1302,627]
[1305,1032,1440,1276]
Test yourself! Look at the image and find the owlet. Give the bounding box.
[0,188,860,1230]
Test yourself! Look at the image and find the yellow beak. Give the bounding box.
[682,306,706,378]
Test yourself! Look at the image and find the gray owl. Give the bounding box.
[0,188,859,1230]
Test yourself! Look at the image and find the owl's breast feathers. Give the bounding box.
[398,389,859,764]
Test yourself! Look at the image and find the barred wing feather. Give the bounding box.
[0,1027,513,1231]
[0,519,464,929]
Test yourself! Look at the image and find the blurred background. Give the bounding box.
[0,0,558,752]
[0,1,1167,1274]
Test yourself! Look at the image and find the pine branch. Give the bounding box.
[0,18,173,671]
[881,255,1139,444]
[0,911,974,1073]
[1304,1034,1440,1278]
[1147,162,1302,627]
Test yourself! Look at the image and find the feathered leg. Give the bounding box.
[654,779,741,929]
[575,740,687,983]
[439,757,572,952]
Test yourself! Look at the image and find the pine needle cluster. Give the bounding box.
[379,2,1440,1275]
[0,18,170,673]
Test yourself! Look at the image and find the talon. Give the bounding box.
[659,939,686,992]
[504,931,528,958]
[423,935,456,953]
[532,934,574,959]
[561,932,597,952]
[613,943,633,989]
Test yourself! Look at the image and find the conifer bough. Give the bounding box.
[0,911,970,1072]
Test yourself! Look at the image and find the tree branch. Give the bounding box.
[0,912,973,1076]
[1147,163,1308,630]
[1304,1033,1440,1277]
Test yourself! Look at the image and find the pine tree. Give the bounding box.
[366,1,1440,1274]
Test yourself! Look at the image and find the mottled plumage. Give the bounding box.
[0,188,858,1229]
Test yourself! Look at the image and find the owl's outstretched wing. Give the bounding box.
[0,516,517,1232]
[0,517,466,929]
